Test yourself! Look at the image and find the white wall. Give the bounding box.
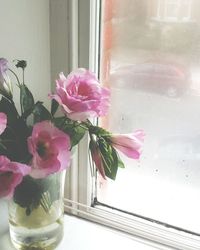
[50,0,70,84]
[0,0,51,107]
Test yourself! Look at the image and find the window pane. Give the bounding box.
[98,0,200,233]
[166,4,178,18]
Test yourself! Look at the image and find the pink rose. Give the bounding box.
[0,156,30,198]
[110,130,145,159]
[50,68,110,121]
[0,112,7,135]
[28,121,71,178]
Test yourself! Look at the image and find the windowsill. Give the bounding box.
[0,201,160,250]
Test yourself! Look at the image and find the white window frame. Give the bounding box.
[51,0,200,249]
[62,0,94,208]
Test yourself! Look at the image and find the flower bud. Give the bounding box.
[110,130,145,159]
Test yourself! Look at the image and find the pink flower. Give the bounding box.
[50,68,110,121]
[28,121,71,178]
[0,112,7,135]
[0,58,8,82]
[90,141,106,179]
[0,156,30,198]
[110,130,145,159]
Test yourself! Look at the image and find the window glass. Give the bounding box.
[98,0,200,233]
[155,0,193,21]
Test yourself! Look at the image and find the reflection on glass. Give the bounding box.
[98,0,200,233]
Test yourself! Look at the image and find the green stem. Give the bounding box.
[60,117,68,128]
[46,191,51,207]
[40,199,48,213]
[22,69,25,85]
[44,192,51,209]
[89,132,99,177]
[88,147,95,177]
[8,68,24,114]
[8,68,21,86]
[0,139,15,142]
[40,195,49,213]
[86,119,93,126]
[40,192,53,213]
[99,148,111,173]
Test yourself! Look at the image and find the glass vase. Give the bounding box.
[8,171,65,250]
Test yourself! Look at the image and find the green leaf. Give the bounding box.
[51,99,59,116]
[53,116,86,147]
[13,173,62,216]
[115,150,125,168]
[20,84,34,114]
[118,157,125,168]
[63,121,86,147]
[53,116,66,127]
[33,101,52,122]
[13,176,42,209]
[98,138,118,180]
[0,116,31,162]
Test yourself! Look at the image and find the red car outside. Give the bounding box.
[109,62,191,97]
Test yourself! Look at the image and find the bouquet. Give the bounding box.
[0,58,144,215]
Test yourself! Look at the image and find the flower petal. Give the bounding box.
[0,113,7,135]
[0,156,30,198]
[28,121,71,178]
[49,69,110,121]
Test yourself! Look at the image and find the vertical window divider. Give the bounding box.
[65,0,99,212]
